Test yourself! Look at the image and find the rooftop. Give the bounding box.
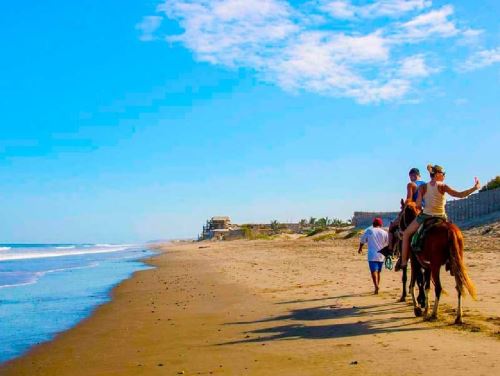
[212,216,231,221]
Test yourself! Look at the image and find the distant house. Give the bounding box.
[211,216,231,229]
[201,216,232,240]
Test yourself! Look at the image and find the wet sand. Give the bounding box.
[1,231,499,375]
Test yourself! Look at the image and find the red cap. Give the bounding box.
[373,217,383,227]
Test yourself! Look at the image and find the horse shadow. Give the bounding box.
[218,300,428,346]
[275,292,371,305]
[226,302,409,325]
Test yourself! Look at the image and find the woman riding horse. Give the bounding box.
[400,200,477,323]
[397,164,481,271]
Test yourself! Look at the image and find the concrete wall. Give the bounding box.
[446,187,500,226]
[352,211,399,229]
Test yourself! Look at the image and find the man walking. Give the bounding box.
[358,217,388,294]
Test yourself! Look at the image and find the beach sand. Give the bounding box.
[1,229,499,375]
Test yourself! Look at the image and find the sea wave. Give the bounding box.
[0,247,12,251]
[95,243,134,248]
[55,246,76,249]
[0,262,100,289]
[0,246,131,262]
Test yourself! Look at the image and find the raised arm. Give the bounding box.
[443,178,481,199]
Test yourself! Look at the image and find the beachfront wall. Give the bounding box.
[352,188,500,229]
[352,211,399,229]
[446,187,500,226]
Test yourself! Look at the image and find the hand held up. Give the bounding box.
[474,177,481,190]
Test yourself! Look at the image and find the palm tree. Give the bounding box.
[316,217,327,228]
[270,220,280,233]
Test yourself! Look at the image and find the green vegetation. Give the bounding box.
[239,216,353,240]
[331,218,352,227]
[270,220,280,233]
[480,176,500,192]
[313,233,337,241]
[240,224,253,239]
[302,216,352,236]
[241,224,273,240]
[306,227,326,236]
[343,229,363,239]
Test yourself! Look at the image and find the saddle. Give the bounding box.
[411,217,447,253]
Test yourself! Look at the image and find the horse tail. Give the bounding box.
[448,224,477,300]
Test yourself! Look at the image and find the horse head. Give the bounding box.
[400,200,420,231]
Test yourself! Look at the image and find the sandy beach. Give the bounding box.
[1,227,499,376]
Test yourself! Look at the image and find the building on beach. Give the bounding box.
[201,216,232,240]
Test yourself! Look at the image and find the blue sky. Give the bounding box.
[0,0,499,243]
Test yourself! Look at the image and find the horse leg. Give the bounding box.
[423,269,431,319]
[429,267,442,321]
[399,266,408,302]
[417,268,426,308]
[409,265,422,317]
[455,286,463,324]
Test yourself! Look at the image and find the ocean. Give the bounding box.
[0,243,155,364]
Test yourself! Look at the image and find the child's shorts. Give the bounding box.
[369,261,384,273]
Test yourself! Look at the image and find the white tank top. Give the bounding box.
[423,182,446,216]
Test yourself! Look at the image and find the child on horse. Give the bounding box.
[396,164,481,271]
[407,167,426,202]
[388,168,425,252]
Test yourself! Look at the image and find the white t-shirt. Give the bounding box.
[360,226,388,262]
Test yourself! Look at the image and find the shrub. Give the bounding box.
[270,220,280,233]
[306,227,326,236]
[343,229,362,239]
[313,233,337,241]
[480,176,500,192]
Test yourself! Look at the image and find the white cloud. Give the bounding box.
[321,0,431,20]
[393,5,459,42]
[457,28,484,46]
[269,31,402,103]
[459,47,500,72]
[462,28,483,39]
[143,0,485,103]
[399,55,437,77]
[136,16,163,41]
[160,0,298,67]
[321,1,355,19]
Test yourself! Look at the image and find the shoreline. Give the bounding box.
[0,245,156,365]
[1,237,499,375]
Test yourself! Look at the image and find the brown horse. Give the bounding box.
[402,203,477,323]
[392,199,426,307]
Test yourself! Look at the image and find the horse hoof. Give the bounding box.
[414,308,422,317]
[398,297,406,302]
[454,318,463,325]
[428,315,437,322]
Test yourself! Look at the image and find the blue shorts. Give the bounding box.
[369,261,383,273]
